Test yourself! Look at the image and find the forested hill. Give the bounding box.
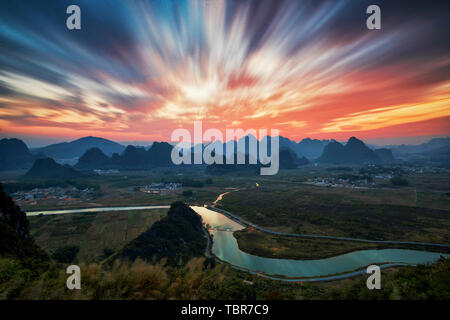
[117,202,206,266]
[0,183,47,261]
[25,157,84,179]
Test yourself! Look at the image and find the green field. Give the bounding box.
[219,181,450,244]
[28,209,167,263]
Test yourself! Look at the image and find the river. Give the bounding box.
[26,205,170,216]
[26,204,449,281]
[191,206,449,281]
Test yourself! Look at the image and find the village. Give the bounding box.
[11,186,95,203]
[139,182,182,194]
[306,176,376,189]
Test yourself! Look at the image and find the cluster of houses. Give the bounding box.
[12,187,95,203]
[140,182,182,194]
[306,177,375,189]
[373,174,393,179]
[403,166,450,174]
[362,164,449,175]
[93,169,120,175]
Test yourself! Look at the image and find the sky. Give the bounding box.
[0,0,449,147]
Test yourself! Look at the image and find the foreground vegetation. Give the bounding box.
[1,254,449,300]
[326,257,450,300]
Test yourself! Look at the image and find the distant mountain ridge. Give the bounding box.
[296,138,332,159]
[317,137,385,164]
[374,148,394,162]
[227,135,331,160]
[75,142,174,170]
[32,136,125,159]
[386,137,450,156]
[7,135,450,173]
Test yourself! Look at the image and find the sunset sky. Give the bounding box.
[0,0,449,147]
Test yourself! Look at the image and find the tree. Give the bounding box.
[51,245,80,263]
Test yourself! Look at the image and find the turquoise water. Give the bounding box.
[192,206,449,279]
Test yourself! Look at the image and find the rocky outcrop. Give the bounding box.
[0,183,30,240]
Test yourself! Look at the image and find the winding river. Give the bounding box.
[191,206,449,281]
[27,204,449,281]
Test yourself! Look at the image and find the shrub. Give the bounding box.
[51,246,80,263]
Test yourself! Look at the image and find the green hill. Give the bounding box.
[0,138,34,170]
[75,147,111,170]
[25,158,83,179]
[118,202,206,266]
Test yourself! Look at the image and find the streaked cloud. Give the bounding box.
[0,0,448,143]
[321,95,450,133]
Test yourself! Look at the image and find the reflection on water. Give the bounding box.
[212,192,230,205]
[192,206,245,231]
[192,206,449,279]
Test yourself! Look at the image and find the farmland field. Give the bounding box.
[28,208,167,263]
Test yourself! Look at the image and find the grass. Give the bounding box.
[219,183,450,243]
[28,209,167,263]
[416,191,450,211]
[2,254,449,300]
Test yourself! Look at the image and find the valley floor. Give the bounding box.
[1,167,449,299]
